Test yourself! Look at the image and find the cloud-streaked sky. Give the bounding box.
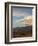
[11,6,33,28]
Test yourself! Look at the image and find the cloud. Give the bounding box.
[16,16,32,22]
[16,16,32,25]
[12,7,32,27]
[13,11,32,16]
[13,8,32,16]
[13,12,25,16]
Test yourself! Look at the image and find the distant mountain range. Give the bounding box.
[11,25,32,38]
[12,25,32,32]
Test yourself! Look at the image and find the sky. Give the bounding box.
[11,6,33,28]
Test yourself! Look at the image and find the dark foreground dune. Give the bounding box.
[11,26,32,38]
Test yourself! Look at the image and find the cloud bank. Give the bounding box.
[16,16,32,26]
